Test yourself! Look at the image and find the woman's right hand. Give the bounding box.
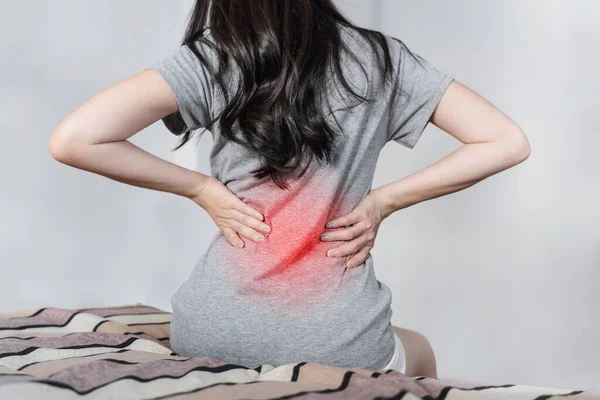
[189,177,271,248]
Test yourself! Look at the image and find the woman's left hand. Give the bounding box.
[320,189,389,268]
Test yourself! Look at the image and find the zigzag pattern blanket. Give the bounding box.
[0,304,597,399]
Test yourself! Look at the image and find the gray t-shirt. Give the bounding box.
[148,25,453,371]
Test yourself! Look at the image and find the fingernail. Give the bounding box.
[237,242,244,248]
[325,222,332,228]
[258,236,265,242]
[327,250,336,257]
[320,234,328,241]
[262,225,270,233]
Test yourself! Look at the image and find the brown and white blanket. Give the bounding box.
[0,304,597,399]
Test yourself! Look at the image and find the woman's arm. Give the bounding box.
[48,69,271,247]
[322,79,531,268]
[48,70,211,199]
[374,79,531,218]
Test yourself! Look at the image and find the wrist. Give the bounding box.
[185,173,215,203]
[371,187,396,220]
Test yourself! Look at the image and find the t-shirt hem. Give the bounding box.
[364,329,397,371]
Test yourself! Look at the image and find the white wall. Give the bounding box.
[373,0,600,391]
[0,0,597,392]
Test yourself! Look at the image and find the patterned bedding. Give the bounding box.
[0,304,597,399]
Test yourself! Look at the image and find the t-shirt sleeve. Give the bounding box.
[387,39,454,148]
[146,40,215,136]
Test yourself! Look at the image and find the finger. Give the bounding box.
[223,227,244,248]
[231,209,271,234]
[230,219,266,243]
[344,246,370,268]
[326,235,364,258]
[233,200,265,222]
[325,210,361,229]
[320,223,364,242]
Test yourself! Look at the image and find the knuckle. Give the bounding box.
[340,231,353,241]
[331,231,349,241]
[338,246,351,256]
[348,227,360,237]
[221,197,233,208]
[244,227,263,242]
[241,214,253,226]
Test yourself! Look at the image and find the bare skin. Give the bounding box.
[49,69,529,377]
[392,325,437,378]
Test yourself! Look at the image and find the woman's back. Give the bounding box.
[149,23,453,370]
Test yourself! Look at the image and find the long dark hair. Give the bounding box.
[175,0,396,190]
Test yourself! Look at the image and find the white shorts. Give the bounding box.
[381,331,407,373]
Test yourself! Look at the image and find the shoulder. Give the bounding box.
[339,25,407,67]
[185,28,218,59]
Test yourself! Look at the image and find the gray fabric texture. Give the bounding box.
[148,25,453,371]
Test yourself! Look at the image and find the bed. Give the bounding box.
[0,303,597,399]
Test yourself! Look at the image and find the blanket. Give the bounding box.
[0,304,597,399]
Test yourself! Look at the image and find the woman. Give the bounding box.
[48,0,530,377]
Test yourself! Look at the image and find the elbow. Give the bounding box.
[48,130,78,164]
[504,128,531,166]
[48,131,67,163]
[515,132,531,163]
